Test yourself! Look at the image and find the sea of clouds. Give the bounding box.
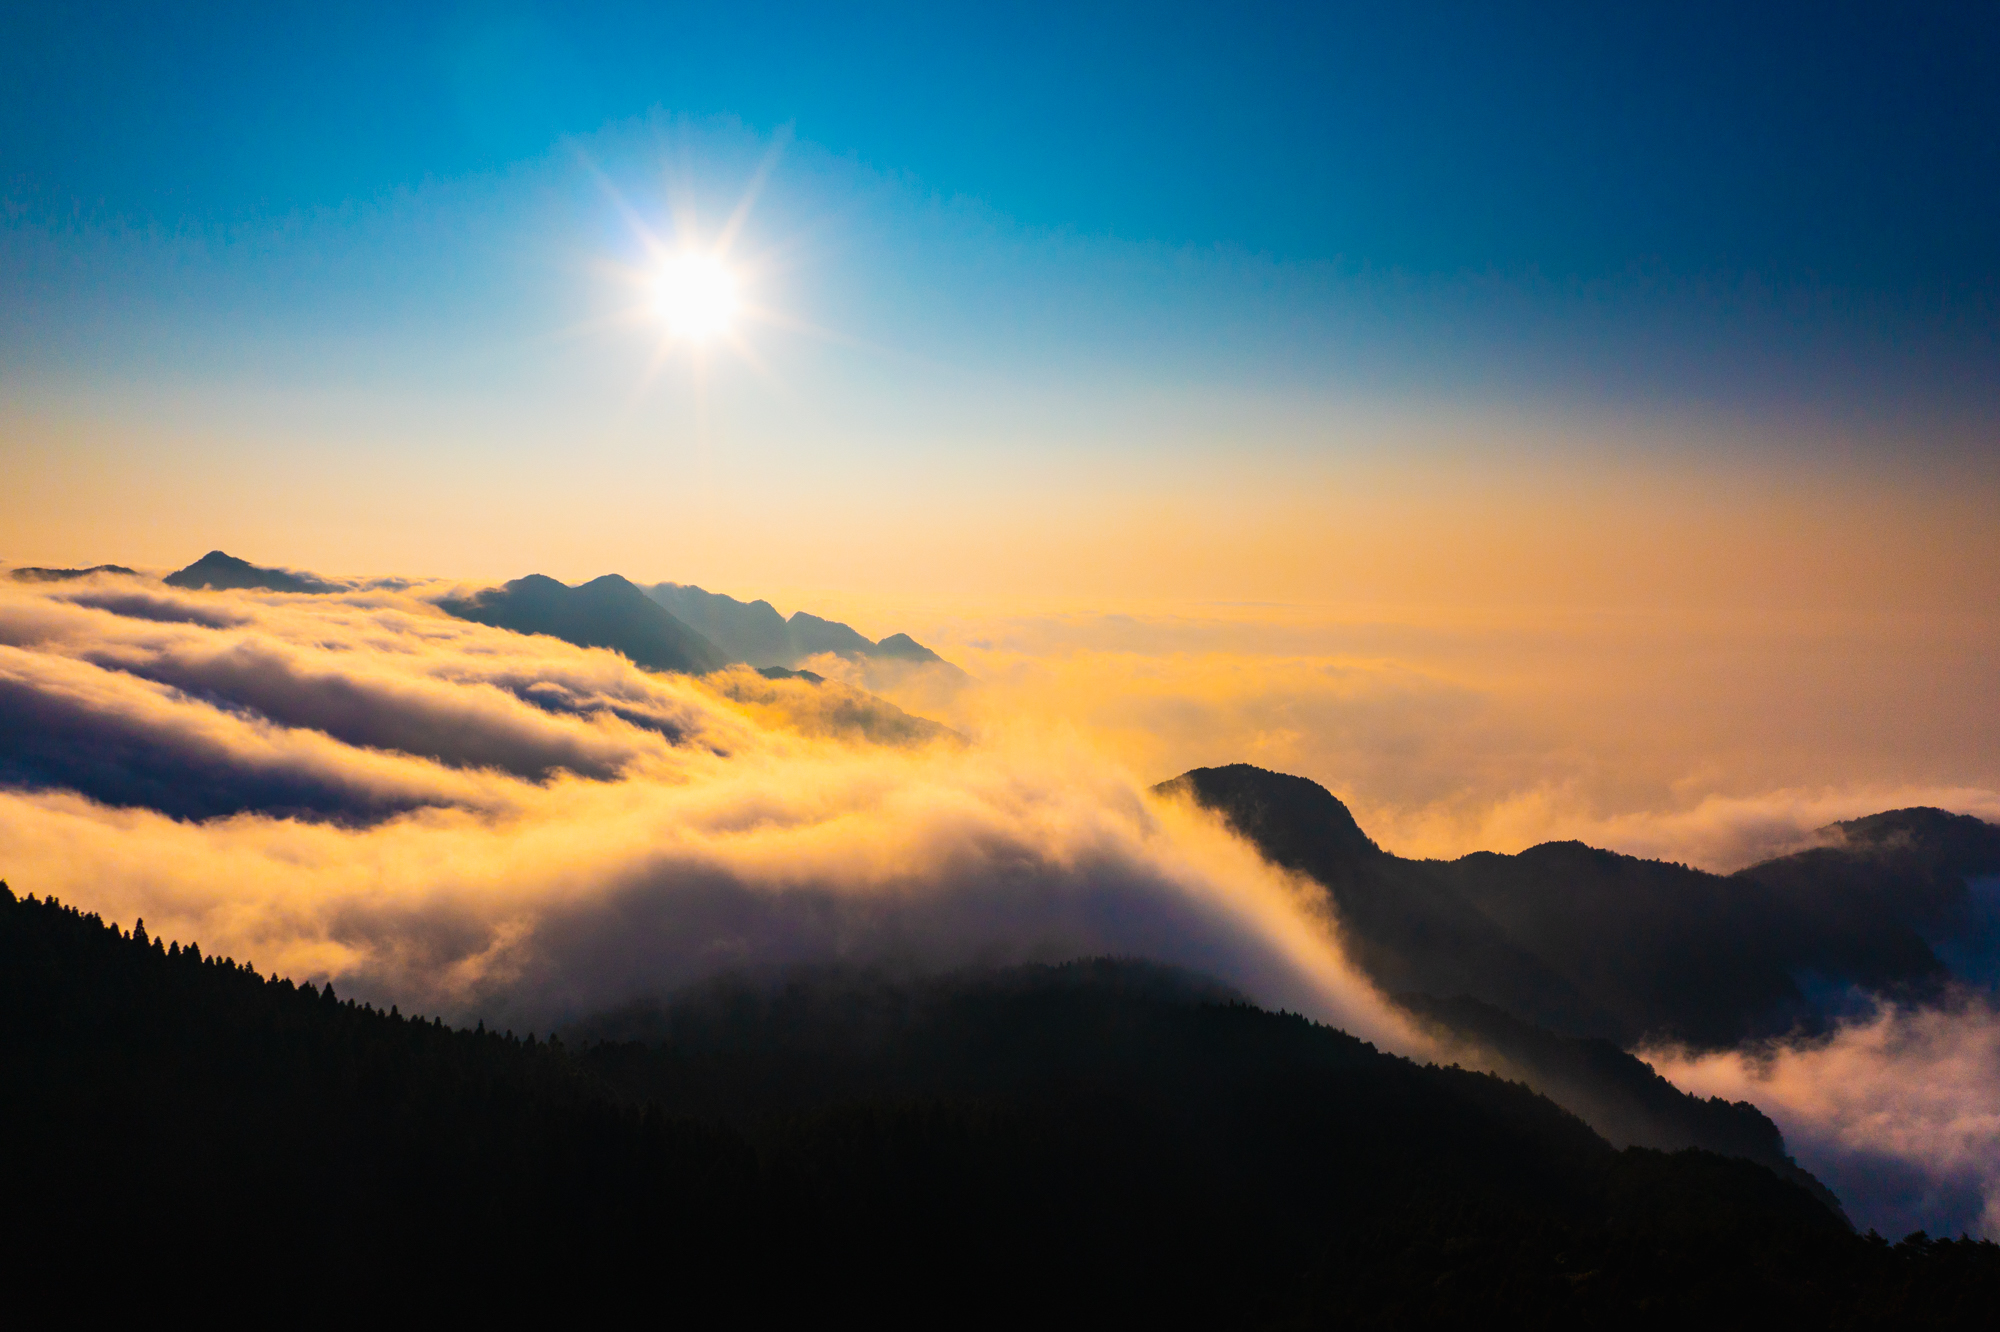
[3,570,1997,1238]
[0,572,1410,1044]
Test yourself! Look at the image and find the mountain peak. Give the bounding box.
[875,632,945,664]
[163,551,338,594]
[1154,764,1381,872]
[575,573,644,596]
[786,610,878,658]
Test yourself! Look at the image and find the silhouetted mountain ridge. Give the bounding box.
[1154,762,1381,869]
[9,564,138,582]
[164,550,340,594]
[12,882,1984,1325]
[647,581,959,672]
[646,582,795,664]
[439,573,729,674]
[1162,764,1993,1051]
[1736,808,2000,988]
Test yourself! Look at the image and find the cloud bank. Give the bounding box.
[5,571,1998,1237]
[0,573,1412,1049]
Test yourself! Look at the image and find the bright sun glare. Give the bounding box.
[653,253,739,341]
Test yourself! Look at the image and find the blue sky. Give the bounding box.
[3,2,1997,591]
[10,1,1999,396]
[10,2,1997,291]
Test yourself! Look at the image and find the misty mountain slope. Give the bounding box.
[1163,764,1976,1049]
[1155,766,1847,1187]
[786,608,880,658]
[164,549,340,594]
[440,573,729,674]
[1156,765,1619,1035]
[874,631,948,663]
[645,582,795,665]
[14,884,1977,1326]
[646,581,960,673]
[9,564,138,582]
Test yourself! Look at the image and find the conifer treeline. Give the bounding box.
[3,883,1995,1326]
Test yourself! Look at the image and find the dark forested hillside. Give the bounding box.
[0,884,752,1317]
[4,883,1995,1325]
[1396,991,1847,1216]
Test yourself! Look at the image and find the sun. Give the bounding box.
[653,252,739,341]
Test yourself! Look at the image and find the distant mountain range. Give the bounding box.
[432,570,960,678]
[9,564,138,582]
[1160,764,2000,1051]
[431,573,961,742]
[147,552,964,741]
[98,552,964,680]
[645,581,959,673]
[439,574,732,674]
